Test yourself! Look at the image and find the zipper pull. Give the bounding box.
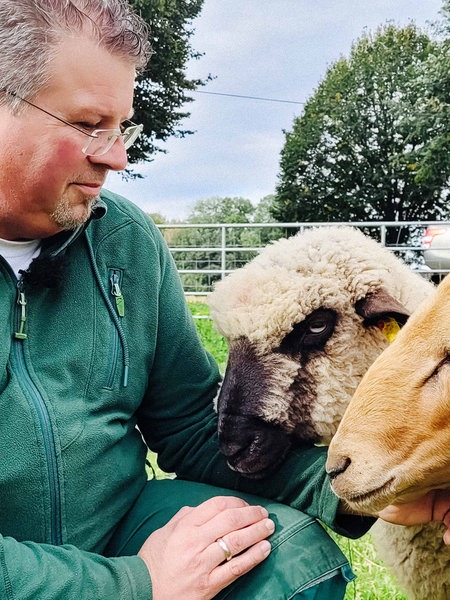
[15,290,28,340]
[110,271,125,317]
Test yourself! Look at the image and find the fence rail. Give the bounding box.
[156,221,449,295]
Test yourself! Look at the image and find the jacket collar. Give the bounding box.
[22,198,107,288]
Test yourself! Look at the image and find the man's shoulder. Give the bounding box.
[99,188,154,226]
[84,189,163,254]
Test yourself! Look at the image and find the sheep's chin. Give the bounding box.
[335,477,398,513]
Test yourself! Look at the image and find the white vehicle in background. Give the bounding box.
[422,224,450,281]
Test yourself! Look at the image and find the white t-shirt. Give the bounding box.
[0,238,41,278]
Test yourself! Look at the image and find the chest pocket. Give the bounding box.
[103,268,127,390]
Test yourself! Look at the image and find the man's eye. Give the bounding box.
[75,122,98,131]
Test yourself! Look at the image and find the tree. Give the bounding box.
[169,197,254,292]
[405,9,450,212]
[273,24,446,225]
[160,196,291,292]
[241,195,284,248]
[165,196,283,293]
[187,196,255,224]
[252,194,276,223]
[148,212,166,224]
[126,0,208,172]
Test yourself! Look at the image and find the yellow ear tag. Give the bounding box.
[377,317,401,343]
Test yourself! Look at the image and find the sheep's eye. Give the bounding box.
[307,319,328,334]
[427,353,450,381]
[276,309,337,356]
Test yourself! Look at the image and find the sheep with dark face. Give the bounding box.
[208,226,441,600]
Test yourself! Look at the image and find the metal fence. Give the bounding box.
[156,221,448,295]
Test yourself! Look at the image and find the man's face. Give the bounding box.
[0,36,137,240]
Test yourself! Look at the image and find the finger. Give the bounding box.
[444,528,450,546]
[203,504,270,546]
[442,507,450,530]
[165,505,195,527]
[209,540,271,594]
[183,496,250,527]
[432,490,450,522]
[205,517,275,569]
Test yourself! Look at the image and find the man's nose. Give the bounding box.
[88,137,129,171]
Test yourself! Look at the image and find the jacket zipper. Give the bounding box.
[104,269,124,388]
[14,289,27,340]
[12,282,63,545]
[110,269,125,317]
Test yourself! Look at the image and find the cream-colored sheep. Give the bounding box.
[208,226,443,600]
[328,273,450,600]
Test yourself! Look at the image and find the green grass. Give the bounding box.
[189,301,229,372]
[151,301,405,599]
[328,532,407,600]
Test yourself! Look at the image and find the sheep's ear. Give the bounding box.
[354,287,410,327]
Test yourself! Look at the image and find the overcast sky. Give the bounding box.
[107,0,444,220]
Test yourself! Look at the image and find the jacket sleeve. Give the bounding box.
[0,535,151,600]
[137,230,372,540]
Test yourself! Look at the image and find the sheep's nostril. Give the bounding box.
[326,456,351,481]
[217,413,292,477]
[219,440,245,458]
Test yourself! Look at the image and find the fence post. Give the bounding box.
[380,224,386,246]
[221,225,226,280]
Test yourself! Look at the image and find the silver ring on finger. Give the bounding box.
[216,537,232,561]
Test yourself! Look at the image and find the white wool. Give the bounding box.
[209,227,427,349]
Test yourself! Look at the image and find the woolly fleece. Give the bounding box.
[208,226,445,600]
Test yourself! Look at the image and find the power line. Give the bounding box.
[193,89,305,105]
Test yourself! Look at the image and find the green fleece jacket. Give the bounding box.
[0,190,369,599]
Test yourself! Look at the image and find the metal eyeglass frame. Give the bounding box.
[1,89,143,156]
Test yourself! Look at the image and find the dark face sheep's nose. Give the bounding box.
[218,411,292,478]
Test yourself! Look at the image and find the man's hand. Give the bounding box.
[378,489,450,544]
[138,495,274,600]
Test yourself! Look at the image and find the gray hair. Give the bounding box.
[0,0,151,108]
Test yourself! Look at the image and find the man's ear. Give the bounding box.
[354,287,410,327]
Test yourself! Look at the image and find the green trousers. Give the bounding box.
[106,479,354,599]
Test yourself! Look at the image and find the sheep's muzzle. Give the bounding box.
[218,411,291,478]
[216,337,292,478]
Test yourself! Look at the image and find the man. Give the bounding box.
[0,2,449,599]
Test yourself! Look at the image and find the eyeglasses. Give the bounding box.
[2,89,143,157]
